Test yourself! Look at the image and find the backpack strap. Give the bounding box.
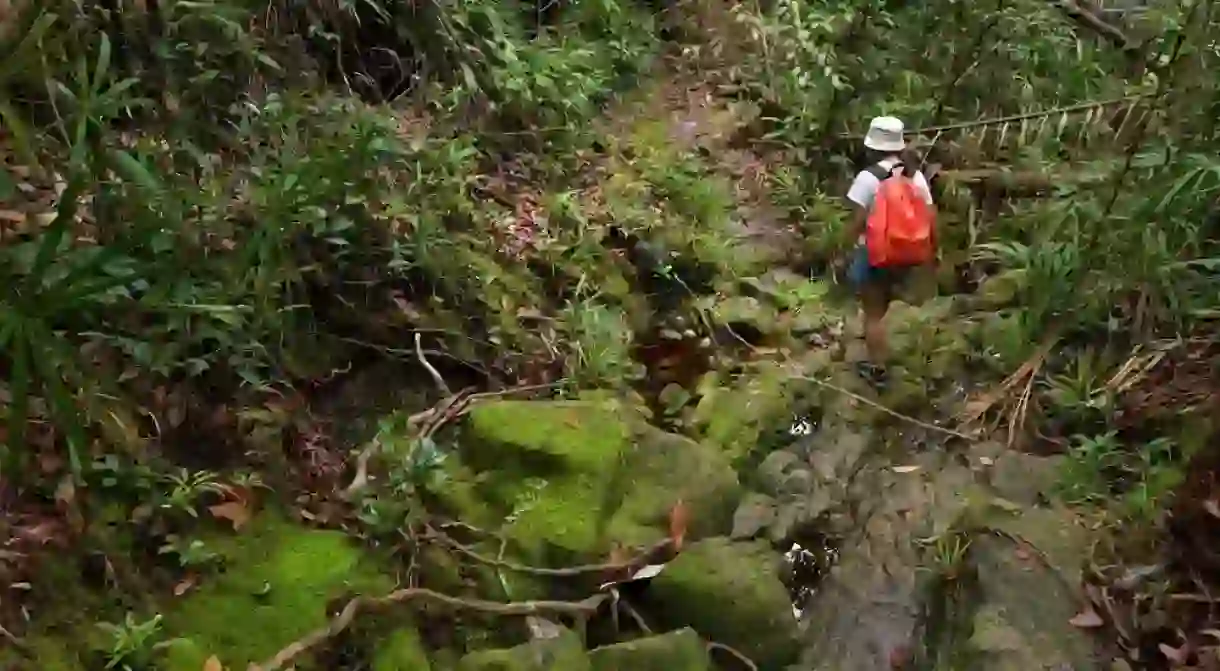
[866,161,903,182]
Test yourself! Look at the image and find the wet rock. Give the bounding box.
[588,628,712,671]
[967,507,1099,669]
[769,488,834,544]
[646,538,799,669]
[797,457,977,671]
[731,493,778,540]
[989,451,1065,506]
[457,628,591,670]
[802,424,869,484]
[462,400,740,559]
[779,467,816,496]
[757,450,801,495]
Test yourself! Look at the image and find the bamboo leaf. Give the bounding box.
[5,319,29,459]
[1155,168,1205,212]
[29,328,85,478]
[0,11,58,86]
[23,177,84,302]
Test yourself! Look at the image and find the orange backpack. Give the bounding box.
[864,163,934,267]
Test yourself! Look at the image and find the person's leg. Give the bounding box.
[860,277,891,363]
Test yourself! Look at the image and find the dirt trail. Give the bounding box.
[611,68,1106,670]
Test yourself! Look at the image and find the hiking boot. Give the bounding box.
[854,361,889,389]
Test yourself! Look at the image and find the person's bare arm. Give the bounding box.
[849,202,869,241]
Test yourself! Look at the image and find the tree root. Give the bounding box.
[795,374,975,441]
[343,381,558,497]
[426,526,673,579]
[707,641,759,671]
[251,589,610,671]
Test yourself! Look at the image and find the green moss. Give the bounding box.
[456,629,591,671]
[463,400,738,560]
[373,626,432,671]
[646,538,799,669]
[691,362,795,461]
[0,636,87,670]
[161,513,392,670]
[588,629,711,671]
[465,400,635,557]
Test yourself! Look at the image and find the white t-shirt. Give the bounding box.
[846,157,934,243]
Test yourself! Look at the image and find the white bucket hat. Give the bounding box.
[863,116,906,152]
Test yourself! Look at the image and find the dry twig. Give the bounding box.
[415,332,452,396]
[1055,0,1135,50]
[253,589,609,671]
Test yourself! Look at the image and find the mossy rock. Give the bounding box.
[160,513,393,670]
[462,399,740,560]
[373,626,432,671]
[690,362,795,462]
[456,629,591,670]
[966,517,1099,670]
[588,628,711,671]
[705,295,782,337]
[644,538,799,669]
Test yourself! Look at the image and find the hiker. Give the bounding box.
[845,116,937,379]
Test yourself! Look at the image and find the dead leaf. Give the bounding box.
[174,574,197,596]
[208,501,251,530]
[891,465,921,473]
[1069,607,1104,628]
[1159,643,1189,666]
[54,477,76,508]
[669,499,689,551]
[203,655,222,671]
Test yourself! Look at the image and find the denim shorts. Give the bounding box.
[848,245,910,300]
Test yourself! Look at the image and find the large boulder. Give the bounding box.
[457,629,591,671]
[644,538,799,669]
[458,399,741,560]
[966,506,1100,670]
[588,628,712,671]
[733,422,871,544]
[797,453,978,671]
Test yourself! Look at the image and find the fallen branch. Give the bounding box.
[793,375,975,441]
[0,624,26,652]
[415,332,452,396]
[938,169,1109,197]
[707,641,760,671]
[610,588,653,634]
[427,528,673,578]
[838,94,1153,139]
[958,338,1057,446]
[253,589,609,671]
[1055,0,1136,50]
